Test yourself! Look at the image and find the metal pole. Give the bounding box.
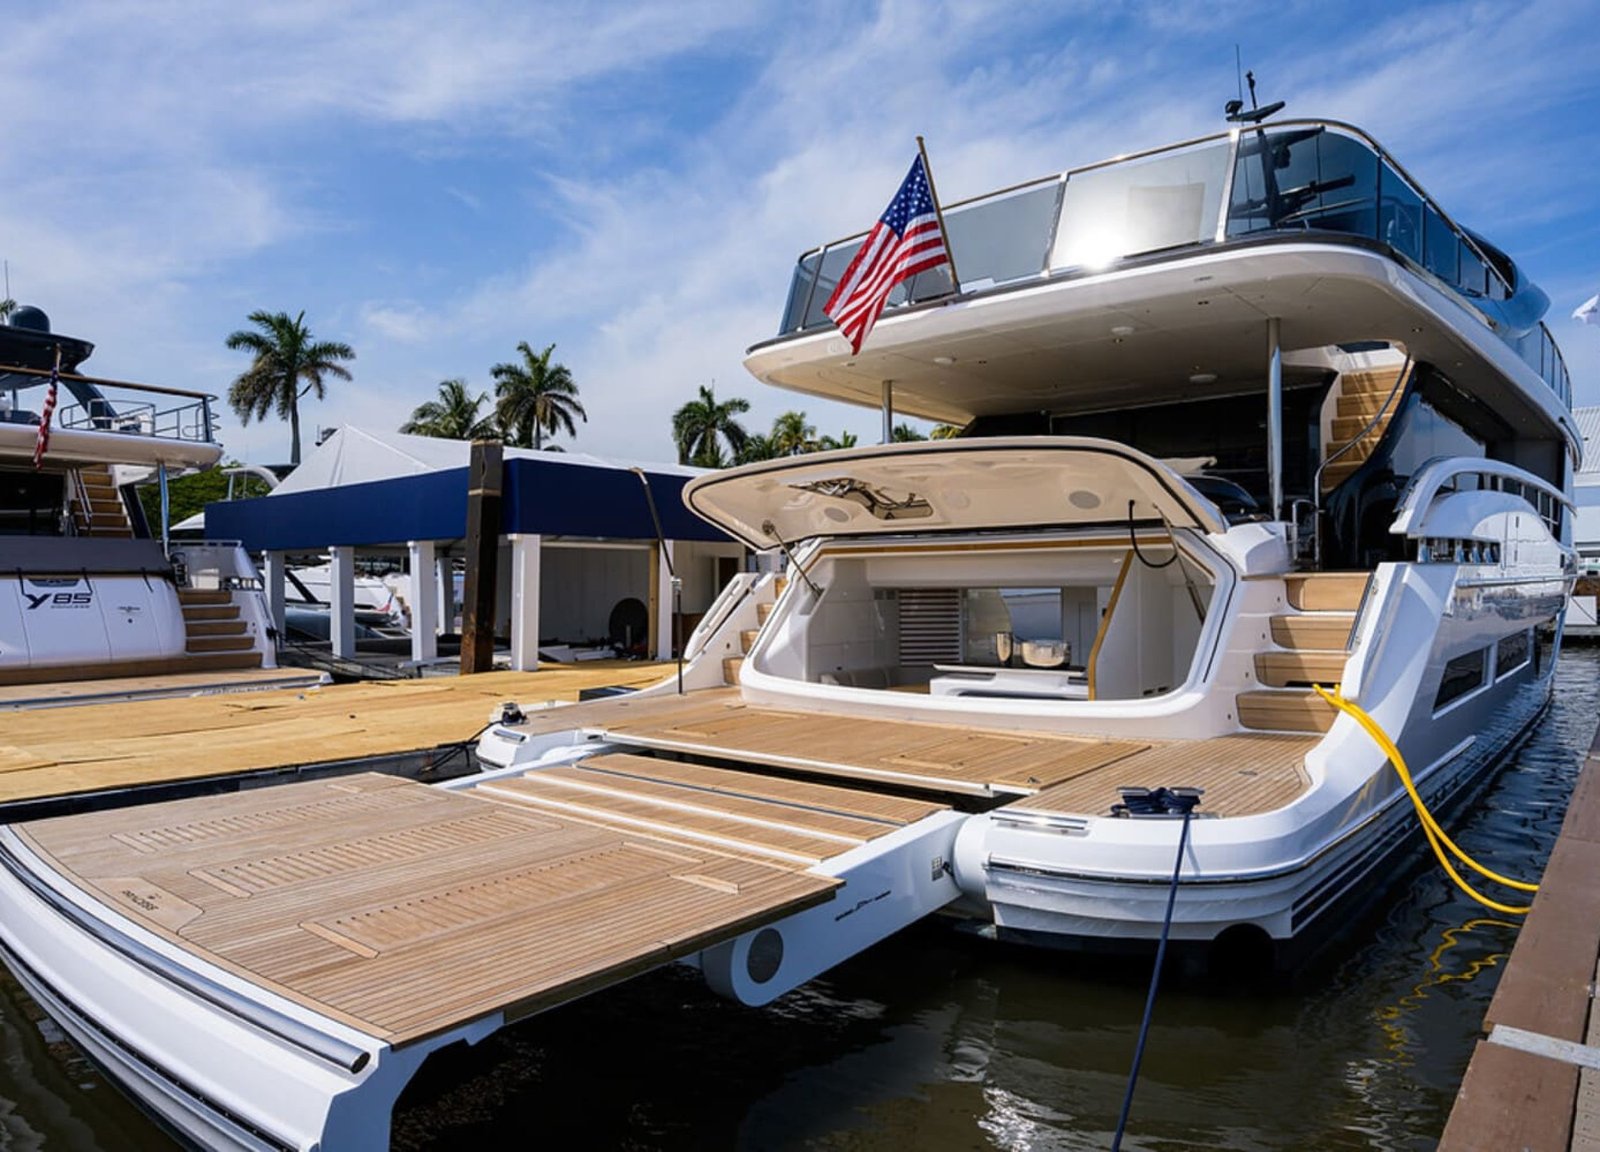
[881,380,894,445]
[1267,317,1283,523]
[158,461,170,557]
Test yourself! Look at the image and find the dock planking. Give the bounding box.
[0,662,672,805]
[1438,729,1600,1151]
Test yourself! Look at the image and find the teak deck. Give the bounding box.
[517,688,1152,797]
[15,764,944,1045]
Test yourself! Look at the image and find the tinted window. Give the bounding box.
[1496,631,1531,679]
[0,469,64,536]
[1434,649,1486,710]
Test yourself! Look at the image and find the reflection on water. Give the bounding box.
[3,650,1595,1151]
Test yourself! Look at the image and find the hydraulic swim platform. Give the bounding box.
[0,759,964,1151]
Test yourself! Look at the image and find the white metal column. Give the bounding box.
[1267,316,1283,523]
[407,540,438,663]
[654,540,676,660]
[328,546,356,659]
[881,381,894,444]
[509,534,542,673]
[263,550,286,636]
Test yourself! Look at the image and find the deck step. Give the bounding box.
[1338,368,1406,395]
[184,619,250,637]
[774,575,788,595]
[739,629,759,653]
[756,602,774,624]
[182,603,241,621]
[186,634,257,653]
[1321,458,1364,488]
[1270,613,1356,650]
[1237,690,1336,733]
[1285,573,1369,612]
[0,649,262,687]
[1335,392,1397,419]
[722,656,743,684]
[1325,438,1378,463]
[1254,650,1348,688]
[177,589,234,606]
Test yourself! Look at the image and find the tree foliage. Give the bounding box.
[491,341,584,449]
[224,310,355,465]
[672,384,749,467]
[136,461,272,531]
[401,378,497,440]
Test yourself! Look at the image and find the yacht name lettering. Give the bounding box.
[120,889,160,913]
[23,591,94,610]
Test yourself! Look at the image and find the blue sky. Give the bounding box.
[5,0,1599,465]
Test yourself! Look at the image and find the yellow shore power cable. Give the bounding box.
[1312,685,1539,916]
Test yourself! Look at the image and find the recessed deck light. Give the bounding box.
[1110,325,1136,337]
[1189,372,1218,385]
[933,355,955,365]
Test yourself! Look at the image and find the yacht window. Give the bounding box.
[962,587,1077,667]
[0,469,65,536]
[1434,648,1487,711]
[1495,630,1532,680]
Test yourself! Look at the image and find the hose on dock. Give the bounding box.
[1312,685,1538,915]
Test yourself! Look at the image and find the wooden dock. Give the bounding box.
[1438,717,1600,1151]
[0,662,671,807]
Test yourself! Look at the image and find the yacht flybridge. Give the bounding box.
[0,308,277,690]
[0,118,1578,1150]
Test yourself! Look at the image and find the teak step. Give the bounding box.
[1324,438,1377,463]
[182,603,241,622]
[722,656,743,684]
[739,629,759,653]
[1339,368,1405,395]
[774,575,788,595]
[0,649,262,687]
[184,618,250,637]
[1321,458,1364,488]
[1237,690,1336,733]
[1270,613,1356,650]
[1332,413,1397,441]
[185,634,257,653]
[177,589,233,606]
[1285,573,1369,612]
[1254,650,1348,688]
[1336,392,1397,419]
[756,602,774,624]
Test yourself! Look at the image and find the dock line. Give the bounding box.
[1312,686,1539,915]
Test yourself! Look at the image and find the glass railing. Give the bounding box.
[0,368,219,444]
[776,119,1571,409]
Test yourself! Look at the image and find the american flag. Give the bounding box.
[32,349,59,469]
[824,153,951,354]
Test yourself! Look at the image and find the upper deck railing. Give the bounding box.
[0,365,217,444]
[777,119,1571,408]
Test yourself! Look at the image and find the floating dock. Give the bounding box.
[1439,716,1600,1150]
[0,662,671,810]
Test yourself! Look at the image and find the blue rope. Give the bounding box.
[1109,804,1196,1152]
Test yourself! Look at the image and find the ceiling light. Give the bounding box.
[1110,325,1135,337]
[932,355,955,365]
[1189,372,1217,385]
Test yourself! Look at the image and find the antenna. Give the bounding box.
[1224,63,1285,124]
[1235,45,1243,104]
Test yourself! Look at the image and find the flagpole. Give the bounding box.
[916,135,960,292]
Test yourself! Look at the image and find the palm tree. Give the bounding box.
[736,433,776,465]
[931,423,963,440]
[224,310,355,465]
[891,422,928,442]
[818,430,858,451]
[769,410,818,456]
[672,384,749,467]
[401,378,497,440]
[491,341,584,449]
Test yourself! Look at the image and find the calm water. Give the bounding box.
[2,649,1595,1151]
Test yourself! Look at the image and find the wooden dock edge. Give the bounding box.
[1437,718,1600,1151]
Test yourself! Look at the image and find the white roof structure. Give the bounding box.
[273,427,699,496]
[1572,406,1600,554]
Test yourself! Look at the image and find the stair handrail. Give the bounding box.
[67,468,95,536]
[1311,357,1412,567]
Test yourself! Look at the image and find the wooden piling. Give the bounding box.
[460,440,503,675]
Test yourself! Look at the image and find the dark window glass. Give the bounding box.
[1496,630,1531,679]
[1434,648,1486,710]
[1379,162,1424,263]
[1424,208,1458,283]
[1458,241,1488,297]
[781,252,823,334]
[1227,127,1376,239]
[0,469,64,536]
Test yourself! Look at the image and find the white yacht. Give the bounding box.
[0,117,1576,1150]
[0,307,278,691]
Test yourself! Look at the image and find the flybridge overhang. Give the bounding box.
[682,436,1228,549]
